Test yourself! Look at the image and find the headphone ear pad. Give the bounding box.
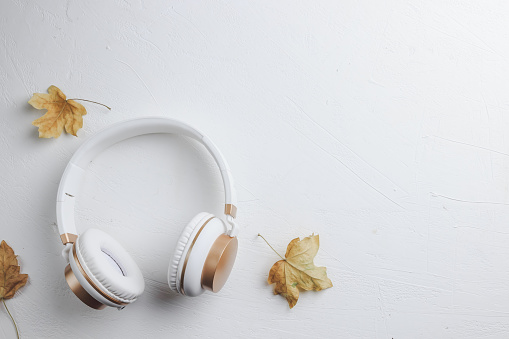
[168,212,213,292]
[76,228,145,304]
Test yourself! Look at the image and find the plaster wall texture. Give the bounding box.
[1,0,509,338]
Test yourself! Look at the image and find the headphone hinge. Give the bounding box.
[224,204,237,218]
[60,233,78,245]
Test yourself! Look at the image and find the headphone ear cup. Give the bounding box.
[168,213,236,297]
[168,212,214,293]
[68,229,145,308]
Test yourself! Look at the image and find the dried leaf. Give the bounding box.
[0,241,28,299]
[267,234,332,308]
[29,85,87,138]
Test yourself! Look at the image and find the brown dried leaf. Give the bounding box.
[267,234,332,308]
[29,85,87,138]
[0,241,28,299]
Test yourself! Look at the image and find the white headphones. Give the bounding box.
[57,117,239,310]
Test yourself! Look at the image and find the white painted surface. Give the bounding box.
[1,0,509,338]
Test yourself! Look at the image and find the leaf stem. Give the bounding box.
[2,298,19,339]
[258,234,285,260]
[68,98,111,110]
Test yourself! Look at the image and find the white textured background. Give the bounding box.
[2,1,509,338]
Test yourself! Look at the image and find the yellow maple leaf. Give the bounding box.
[262,234,333,308]
[28,85,88,138]
[0,241,28,300]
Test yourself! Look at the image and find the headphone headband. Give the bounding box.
[56,117,237,245]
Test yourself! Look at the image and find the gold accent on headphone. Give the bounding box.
[202,234,238,293]
[224,204,237,218]
[65,265,106,310]
[72,243,128,306]
[60,233,78,245]
[180,217,215,295]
